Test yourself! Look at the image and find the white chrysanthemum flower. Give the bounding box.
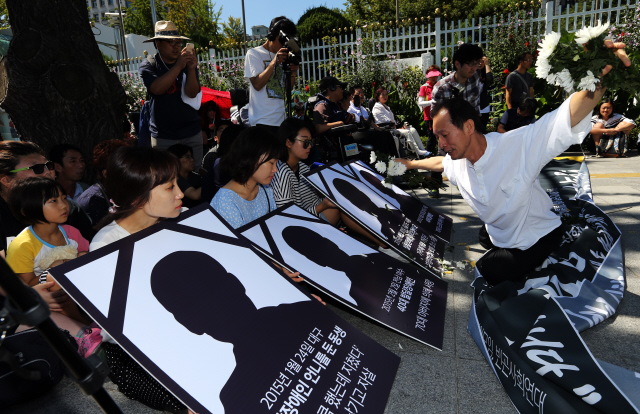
[577,70,600,92]
[575,21,610,46]
[387,160,407,176]
[456,261,466,269]
[537,31,561,60]
[546,72,559,86]
[556,69,574,93]
[382,180,393,188]
[374,160,387,174]
[369,152,377,163]
[536,58,552,79]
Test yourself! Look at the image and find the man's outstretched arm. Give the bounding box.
[395,156,445,173]
[569,39,630,127]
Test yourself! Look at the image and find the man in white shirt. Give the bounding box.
[244,16,300,132]
[396,40,630,284]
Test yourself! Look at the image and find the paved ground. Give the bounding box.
[6,151,640,414]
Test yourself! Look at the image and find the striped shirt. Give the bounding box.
[431,71,481,114]
[272,161,323,217]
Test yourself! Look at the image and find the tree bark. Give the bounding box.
[0,0,127,178]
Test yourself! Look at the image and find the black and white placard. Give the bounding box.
[304,161,450,276]
[239,203,448,350]
[50,205,401,414]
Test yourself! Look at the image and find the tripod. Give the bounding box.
[0,258,123,413]
[283,61,294,119]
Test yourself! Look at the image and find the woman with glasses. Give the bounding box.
[372,87,429,157]
[0,141,92,258]
[272,118,404,259]
[166,143,202,208]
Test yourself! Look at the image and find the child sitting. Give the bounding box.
[5,177,102,357]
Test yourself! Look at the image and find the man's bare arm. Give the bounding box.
[505,88,513,109]
[395,156,444,172]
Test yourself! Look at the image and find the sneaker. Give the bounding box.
[427,188,441,199]
[378,246,410,263]
[75,328,103,358]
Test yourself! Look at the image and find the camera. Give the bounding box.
[280,30,302,66]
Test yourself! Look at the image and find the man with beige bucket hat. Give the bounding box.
[139,21,204,169]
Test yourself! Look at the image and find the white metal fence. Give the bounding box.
[112,0,637,86]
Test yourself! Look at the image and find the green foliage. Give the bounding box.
[221,16,245,44]
[0,0,8,29]
[101,51,114,62]
[119,73,146,112]
[199,60,248,91]
[484,13,540,86]
[609,5,640,52]
[124,0,223,48]
[297,7,352,44]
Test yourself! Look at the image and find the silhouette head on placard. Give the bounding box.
[150,251,256,343]
[333,178,377,211]
[359,169,396,197]
[282,226,350,270]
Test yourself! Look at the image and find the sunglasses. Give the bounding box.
[10,161,55,175]
[295,138,314,149]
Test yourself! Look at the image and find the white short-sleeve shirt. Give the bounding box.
[244,46,286,127]
[442,93,592,249]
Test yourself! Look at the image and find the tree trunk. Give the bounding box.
[0,0,127,178]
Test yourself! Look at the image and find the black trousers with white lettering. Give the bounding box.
[476,224,564,285]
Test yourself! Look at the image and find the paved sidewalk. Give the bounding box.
[6,152,640,414]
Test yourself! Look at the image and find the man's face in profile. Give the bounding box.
[432,109,473,160]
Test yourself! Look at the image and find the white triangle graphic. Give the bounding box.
[241,225,272,255]
[63,250,120,318]
[283,205,317,219]
[178,210,237,239]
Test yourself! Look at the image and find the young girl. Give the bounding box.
[272,117,409,262]
[5,177,101,356]
[210,126,281,229]
[90,146,193,414]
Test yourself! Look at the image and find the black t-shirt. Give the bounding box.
[499,108,536,132]
[139,54,201,140]
[505,71,534,108]
[177,172,204,209]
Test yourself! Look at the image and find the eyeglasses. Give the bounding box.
[467,61,484,68]
[163,39,183,47]
[10,161,55,175]
[295,138,314,149]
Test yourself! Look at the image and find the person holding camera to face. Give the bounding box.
[139,21,203,170]
[244,16,300,133]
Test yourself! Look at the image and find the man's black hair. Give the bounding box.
[452,44,484,68]
[294,101,305,113]
[431,98,482,134]
[518,97,537,114]
[517,51,533,64]
[49,144,83,166]
[267,16,297,41]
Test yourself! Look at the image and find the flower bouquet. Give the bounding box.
[369,152,446,191]
[536,22,640,94]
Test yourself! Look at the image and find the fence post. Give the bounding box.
[435,17,441,67]
[545,0,554,33]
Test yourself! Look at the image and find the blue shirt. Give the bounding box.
[211,186,275,229]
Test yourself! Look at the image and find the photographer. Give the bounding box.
[244,16,300,132]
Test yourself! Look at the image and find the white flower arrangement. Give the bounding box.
[386,158,407,177]
[374,160,387,174]
[535,21,613,93]
[369,152,377,163]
